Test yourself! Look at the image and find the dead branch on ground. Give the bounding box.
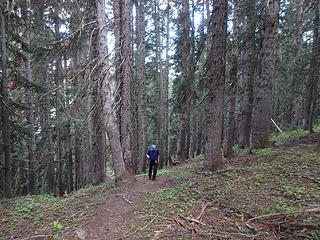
[116,194,133,204]
[246,207,320,231]
[118,215,158,240]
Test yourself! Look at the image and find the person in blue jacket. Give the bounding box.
[146,144,159,180]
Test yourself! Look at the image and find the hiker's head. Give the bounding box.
[151,145,156,151]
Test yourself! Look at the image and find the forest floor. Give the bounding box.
[1,128,320,240]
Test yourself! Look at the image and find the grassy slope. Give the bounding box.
[1,127,320,240]
[134,128,320,240]
[0,182,117,239]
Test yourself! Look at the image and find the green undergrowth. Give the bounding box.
[270,128,309,144]
[1,129,319,239]
[156,157,202,179]
[0,181,115,239]
[131,130,320,239]
[136,154,204,178]
[270,124,320,144]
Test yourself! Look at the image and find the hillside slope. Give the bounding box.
[1,130,319,239]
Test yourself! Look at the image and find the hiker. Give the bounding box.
[146,145,159,180]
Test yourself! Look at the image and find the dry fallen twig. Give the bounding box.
[246,207,320,231]
[196,203,208,221]
[182,216,206,226]
[209,230,261,239]
[21,235,52,240]
[118,215,158,239]
[174,216,188,228]
[116,194,133,204]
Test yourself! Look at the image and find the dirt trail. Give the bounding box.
[67,175,176,240]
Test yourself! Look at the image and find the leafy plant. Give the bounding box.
[52,220,63,231]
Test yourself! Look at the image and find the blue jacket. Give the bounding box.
[147,149,159,161]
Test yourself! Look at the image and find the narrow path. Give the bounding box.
[67,175,176,239]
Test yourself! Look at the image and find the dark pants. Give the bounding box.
[149,160,158,179]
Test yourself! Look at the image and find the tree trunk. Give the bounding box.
[38,7,55,195]
[290,0,304,126]
[90,13,106,185]
[113,0,122,127]
[16,143,27,196]
[97,0,131,182]
[176,0,193,162]
[0,7,11,198]
[67,121,73,193]
[250,0,280,150]
[21,3,36,195]
[238,0,256,148]
[184,110,191,159]
[196,109,204,156]
[189,102,196,159]
[56,97,63,196]
[203,0,227,171]
[223,0,240,158]
[187,0,196,160]
[53,7,64,196]
[121,0,134,175]
[74,128,82,190]
[73,51,83,190]
[113,0,134,175]
[176,112,187,162]
[304,1,319,132]
[153,0,164,168]
[162,0,170,166]
[136,0,148,173]
[44,80,55,194]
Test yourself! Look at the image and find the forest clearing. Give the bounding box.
[1,129,320,239]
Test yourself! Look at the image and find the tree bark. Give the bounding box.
[21,2,36,195]
[113,0,122,127]
[162,0,170,166]
[53,7,64,196]
[290,0,304,126]
[67,121,73,193]
[250,0,280,150]
[90,8,107,185]
[136,0,148,173]
[196,111,203,156]
[303,0,319,132]
[1,7,11,198]
[176,0,193,162]
[38,6,54,195]
[154,0,165,169]
[73,51,83,190]
[186,0,196,160]
[97,0,131,182]
[184,110,191,159]
[238,0,256,148]
[223,0,240,158]
[113,0,134,175]
[74,126,82,190]
[203,0,227,171]
[176,112,187,162]
[189,100,196,159]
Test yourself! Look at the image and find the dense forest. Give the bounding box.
[0,0,319,199]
